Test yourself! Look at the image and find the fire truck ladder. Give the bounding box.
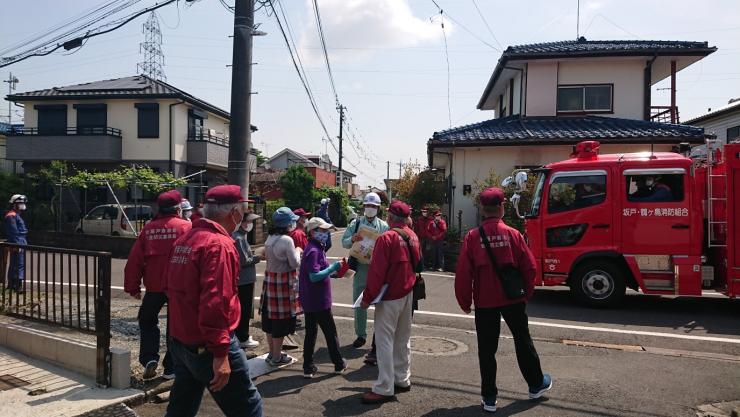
[707,139,727,248]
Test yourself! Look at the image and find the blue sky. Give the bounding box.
[2,0,739,188]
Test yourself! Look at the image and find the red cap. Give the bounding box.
[157,190,182,208]
[432,210,441,216]
[389,200,411,217]
[479,187,506,206]
[205,185,248,204]
[293,208,311,217]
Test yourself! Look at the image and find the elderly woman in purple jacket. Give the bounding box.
[299,217,348,378]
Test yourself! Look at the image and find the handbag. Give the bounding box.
[392,228,426,301]
[478,226,526,300]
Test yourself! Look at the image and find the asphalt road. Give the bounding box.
[117,230,740,416]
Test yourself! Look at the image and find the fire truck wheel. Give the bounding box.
[571,260,626,307]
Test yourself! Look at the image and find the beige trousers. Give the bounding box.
[372,292,413,396]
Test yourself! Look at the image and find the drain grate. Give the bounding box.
[0,374,30,391]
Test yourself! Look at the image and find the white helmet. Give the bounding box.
[321,198,329,204]
[363,192,381,206]
[9,194,27,204]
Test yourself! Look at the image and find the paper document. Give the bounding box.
[352,284,388,308]
[349,224,381,264]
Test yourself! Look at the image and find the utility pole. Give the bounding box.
[337,104,345,190]
[227,0,255,198]
[4,73,18,123]
[386,161,392,201]
[398,159,403,177]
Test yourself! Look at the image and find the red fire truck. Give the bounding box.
[514,140,739,306]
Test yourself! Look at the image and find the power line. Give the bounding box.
[430,0,501,52]
[434,11,453,128]
[310,0,339,105]
[470,0,503,50]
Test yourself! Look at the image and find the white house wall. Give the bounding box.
[434,143,673,230]
[690,111,740,143]
[524,61,558,116]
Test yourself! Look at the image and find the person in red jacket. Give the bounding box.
[455,187,551,413]
[426,210,448,271]
[124,190,191,380]
[165,185,263,417]
[414,206,432,269]
[288,208,310,250]
[360,200,421,405]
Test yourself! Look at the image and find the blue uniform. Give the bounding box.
[4,210,27,288]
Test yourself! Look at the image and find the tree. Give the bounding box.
[469,167,538,233]
[252,148,267,166]
[279,165,315,210]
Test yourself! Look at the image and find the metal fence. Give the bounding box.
[0,242,112,387]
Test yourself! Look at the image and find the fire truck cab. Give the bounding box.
[520,140,740,306]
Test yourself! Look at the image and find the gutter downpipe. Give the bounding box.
[643,55,657,121]
[431,145,454,222]
[169,100,186,174]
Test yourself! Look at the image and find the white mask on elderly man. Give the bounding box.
[245,223,254,233]
[364,207,378,218]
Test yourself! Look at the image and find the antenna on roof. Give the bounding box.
[576,0,580,40]
[137,12,166,81]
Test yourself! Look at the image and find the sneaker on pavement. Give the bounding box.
[268,353,294,366]
[334,360,348,374]
[361,391,395,404]
[245,336,260,348]
[142,360,158,380]
[264,353,273,364]
[352,337,366,348]
[481,397,497,412]
[162,371,175,380]
[303,364,318,379]
[363,351,377,366]
[394,384,411,393]
[529,374,553,399]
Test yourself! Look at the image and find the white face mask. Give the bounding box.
[287,222,297,232]
[231,210,243,233]
[364,207,378,218]
[17,203,27,211]
[183,211,192,220]
[245,223,254,233]
[645,179,655,187]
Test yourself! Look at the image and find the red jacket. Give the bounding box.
[288,227,308,250]
[455,217,537,310]
[124,214,191,295]
[426,217,447,242]
[363,224,422,302]
[165,219,241,357]
[414,216,431,239]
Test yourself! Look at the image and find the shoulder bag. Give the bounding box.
[392,228,426,301]
[478,226,526,300]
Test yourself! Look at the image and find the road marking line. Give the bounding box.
[422,272,454,278]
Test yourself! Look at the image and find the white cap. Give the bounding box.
[180,199,193,211]
[305,217,336,233]
[363,192,381,206]
[9,194,27,204]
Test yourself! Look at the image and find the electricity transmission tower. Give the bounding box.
[137,12,166,80]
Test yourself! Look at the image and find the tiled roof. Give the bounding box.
[429,115,706,146]
[505,39,714,57]
[7,75,230,119]
[684,99,740,124]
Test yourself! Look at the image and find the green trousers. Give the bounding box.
[353,264,369,338]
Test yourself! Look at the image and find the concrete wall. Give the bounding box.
[432,143,674,230]
[689,110,740,143]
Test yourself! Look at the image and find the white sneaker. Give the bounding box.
[245,336,259,348]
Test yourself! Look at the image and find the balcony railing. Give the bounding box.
[11,126,122,137]
[650,106,680,124]
[187,129,229,147]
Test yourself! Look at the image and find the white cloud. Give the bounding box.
[298,0,446,64]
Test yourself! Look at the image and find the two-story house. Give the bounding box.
[5,75,256,204]
[428,38,716,229]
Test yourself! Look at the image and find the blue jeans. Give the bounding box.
[166,335,263,417]
[430,241,444,270]
[138,292,172,371]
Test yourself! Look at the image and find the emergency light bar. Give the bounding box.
[571,141,601,159]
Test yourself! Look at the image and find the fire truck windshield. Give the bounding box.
[528,171,547,217]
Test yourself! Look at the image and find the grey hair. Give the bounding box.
[388,213,406,224]
[203,202,238,220]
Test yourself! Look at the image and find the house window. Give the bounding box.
[35,104,67,135]
[557,85,613,113]
[728,125,740,141]
[547,174,606,213]
[135,103,159,138]
[74,104,107,134]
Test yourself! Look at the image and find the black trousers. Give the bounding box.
[303,309,343,370]
[235,283,255,343]
[474,302,544,398]
[138,291,172,371]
